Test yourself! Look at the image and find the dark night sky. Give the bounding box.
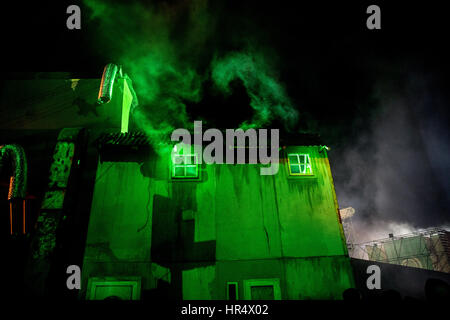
[1,0,449,241]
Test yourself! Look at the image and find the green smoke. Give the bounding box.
[211,51,298,129]
[84,0,299,149]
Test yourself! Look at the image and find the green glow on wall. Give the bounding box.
[81,145,354,300]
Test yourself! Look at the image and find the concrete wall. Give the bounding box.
[81,145,354,299]
[0,78,125,130]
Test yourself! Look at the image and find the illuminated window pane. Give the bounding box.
[290,164,300,174]
[174,155,184,165]
[187,156,196,165]
[299,154,305,163]
[288,155,299,164]
[185,166,197,177]
[174,166,185,177]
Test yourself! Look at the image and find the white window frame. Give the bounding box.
[287,153,313,176]
[171,153,200,179]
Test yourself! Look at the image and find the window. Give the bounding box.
[172,149,199,179]
[243,278,281,300]
[287,153,312,175]
[251,286,274,300]
[86,277,141,300]
[227,282,239,300]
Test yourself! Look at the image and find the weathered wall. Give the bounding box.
[81,145,353,299]
[0,78,125,130]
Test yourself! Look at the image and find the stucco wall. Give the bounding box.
[81,145,353,299]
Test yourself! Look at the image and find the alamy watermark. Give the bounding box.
[66,265,81,290]
[366,265,381,290]
[171,121,279,175]
[66,5,81,30]
[65,5,380,31]
[366,5,381,30]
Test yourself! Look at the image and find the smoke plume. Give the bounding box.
[84,0,298,150]
[333,72,450,243]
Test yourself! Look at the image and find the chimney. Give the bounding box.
[97,64,136,133]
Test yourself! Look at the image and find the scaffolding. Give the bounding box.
[348,227,450,273]
[339,207,357,257]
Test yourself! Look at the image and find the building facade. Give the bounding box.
[1,76,355,300]
[80,133,354,300]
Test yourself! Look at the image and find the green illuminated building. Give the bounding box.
[81,134,355,300]
[1,76,355,300]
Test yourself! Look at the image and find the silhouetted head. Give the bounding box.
[380,289,402,301]
[104,295,122,300]
[342,288,362,301]
[425,278,450,301]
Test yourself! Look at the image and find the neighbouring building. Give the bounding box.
[351,228,450,273]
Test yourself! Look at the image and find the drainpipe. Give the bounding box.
[0,144,28,234]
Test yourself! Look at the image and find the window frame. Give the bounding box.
[287,153,314,176]
[171,144,201,181]
[172,153,199,179]
[243,278,281,300]
[226,281,239,300]
[86,277,141,300]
